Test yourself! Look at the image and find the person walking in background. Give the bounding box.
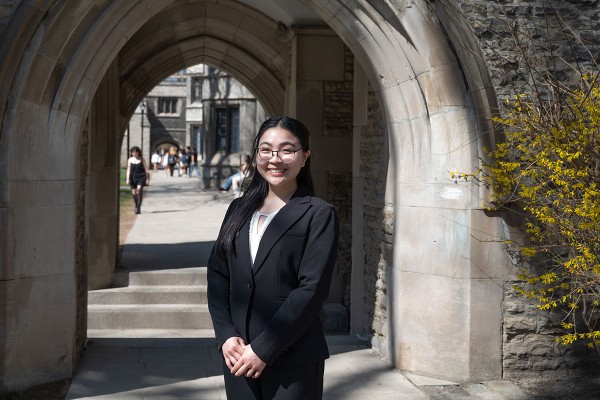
[207,116,339,399]
[187,146,199,177]
[161,150,170,176]
[125,146,149,214]
[180,148,188,176]
[150,150,161,171]
[167,146,178,177]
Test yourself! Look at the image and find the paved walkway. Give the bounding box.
[66,171,527,400]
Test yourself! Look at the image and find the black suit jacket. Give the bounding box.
[207,186,339,367]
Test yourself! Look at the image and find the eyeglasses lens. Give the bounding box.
[256,149,296,163]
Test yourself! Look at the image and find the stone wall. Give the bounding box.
[320,45,354,332]
[455,0,600,99]
[448,0,600,376]
[361,84,390,349]
[323,47,354,138]
[324,46,354,312]
[503,286,597,378]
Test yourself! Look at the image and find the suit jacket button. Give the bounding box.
[247,281,254,288]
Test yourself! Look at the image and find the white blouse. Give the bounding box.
[249,209,280,265]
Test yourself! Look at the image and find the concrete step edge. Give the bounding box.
[88,304,209,311]
[86,328,216,340]
[116,268,207,275]
[89,286,207,292]
[88,288,207,306]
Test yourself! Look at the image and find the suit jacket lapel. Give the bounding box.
[252,187,311,275]
[236,217,253,278]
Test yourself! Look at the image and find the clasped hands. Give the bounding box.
[222,336,266,379]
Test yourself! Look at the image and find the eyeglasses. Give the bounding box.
[255,147,302,163]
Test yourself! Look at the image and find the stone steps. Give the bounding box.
[88,285,207,304]
[88,304,212,330]
[113,267,207,287]
[88,267,213,333]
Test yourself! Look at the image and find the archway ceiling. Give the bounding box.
[237,0,323,25]
[119,0,327,124]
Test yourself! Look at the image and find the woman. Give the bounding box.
[167,146,178,177]
[207,116,339,399]
[125,146,149,214]
[161,150,170,176]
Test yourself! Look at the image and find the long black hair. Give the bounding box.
[130,146,143,158]
[214,116,313,259]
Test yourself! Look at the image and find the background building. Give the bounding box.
[122,64,266,186]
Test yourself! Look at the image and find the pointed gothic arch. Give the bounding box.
[0,0,505,390]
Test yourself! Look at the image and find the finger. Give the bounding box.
[234,363,249,377]
[230,359,243,375]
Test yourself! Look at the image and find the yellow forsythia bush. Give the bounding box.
[481,78,600,353]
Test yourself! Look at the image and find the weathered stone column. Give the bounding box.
[87,61,121,290]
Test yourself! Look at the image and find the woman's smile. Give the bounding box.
[267,166,286,176]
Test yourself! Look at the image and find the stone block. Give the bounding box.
[392,271,471,380]
[12,203,75,277]
[395,205,471,278]
[0,273,76,389]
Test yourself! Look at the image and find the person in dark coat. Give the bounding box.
[208,116,339,399]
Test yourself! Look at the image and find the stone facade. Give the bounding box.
[121,66,266,185]
[323,45,355,324]
[455,0,600,99]
[448,0,600,377]
[193,66,266,188]
[361,85,390,354]
[503,286,597,378]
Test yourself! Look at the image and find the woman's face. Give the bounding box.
[131,149,139,157]
[256,126,310,193]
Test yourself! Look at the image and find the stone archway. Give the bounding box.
[0,0,506,390]
[303,1,507,381]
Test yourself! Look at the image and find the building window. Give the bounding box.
[215,107,240,153]
[191,125,202,154]
[191,78,202,103]
[157,97,178,115]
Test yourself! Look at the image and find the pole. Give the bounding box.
[141,107,144,154]
[139,100,146,156]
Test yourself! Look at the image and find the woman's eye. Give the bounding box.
[281,149,294,155]
[259,148,272,154]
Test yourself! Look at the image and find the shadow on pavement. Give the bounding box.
[118,241,215,271]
